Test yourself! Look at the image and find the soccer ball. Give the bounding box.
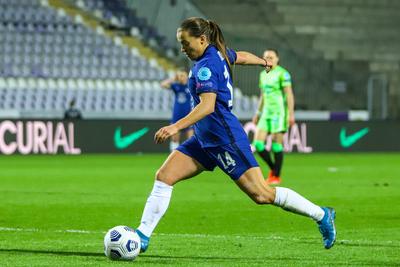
[104,225,141,261]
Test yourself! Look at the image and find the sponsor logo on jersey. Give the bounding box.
[196,81,214,89]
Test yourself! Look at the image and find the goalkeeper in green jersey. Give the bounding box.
[252,49,295,185]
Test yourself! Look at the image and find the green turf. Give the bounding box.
[0,153,399,266]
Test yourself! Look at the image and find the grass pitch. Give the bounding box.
[0,153,399,266]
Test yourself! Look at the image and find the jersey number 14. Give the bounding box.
[217,151,236,170]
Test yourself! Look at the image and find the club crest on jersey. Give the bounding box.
[197,67,211,81]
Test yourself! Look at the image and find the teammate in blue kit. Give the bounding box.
[161,69,194,151]
[135,17,336,252]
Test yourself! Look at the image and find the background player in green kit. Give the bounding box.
[252,49,295,185]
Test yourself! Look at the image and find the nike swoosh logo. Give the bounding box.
[114,127,149,149]
[340,127,369,148]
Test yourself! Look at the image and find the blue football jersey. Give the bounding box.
[170,82,192,123]
[188,45,248,147]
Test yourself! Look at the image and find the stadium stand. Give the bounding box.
[73,0,177,59]
[190,0,400,118]
[0,0,165,80]
[0,0,258,119]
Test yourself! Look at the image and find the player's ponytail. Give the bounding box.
[180,17,233,76]
[207,20,232,77]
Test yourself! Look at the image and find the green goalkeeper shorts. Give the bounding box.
[257,112,288,133]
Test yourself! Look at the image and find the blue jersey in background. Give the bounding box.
[188,45,248,147]
[170,83,192,124]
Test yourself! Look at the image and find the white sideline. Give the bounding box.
[0,227,397,245]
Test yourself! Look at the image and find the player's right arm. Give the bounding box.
[284,86,295,126]
[154,92,216,144]
[160,75,176,89]
[174,92,216,130]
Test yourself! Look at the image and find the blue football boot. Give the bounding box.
[135,229,150,253]
[318,207,336,249]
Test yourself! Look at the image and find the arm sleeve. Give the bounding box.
[195,61,219,95]
[227,48,237,65]
[281,70,292,88]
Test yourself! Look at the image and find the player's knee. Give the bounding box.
[155,168,171,185]
[271,142,283,153]
[253,140,265,153]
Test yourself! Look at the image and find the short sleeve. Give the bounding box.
[195,62,218,95]
[281,70,292,88]
[226,48,237,65]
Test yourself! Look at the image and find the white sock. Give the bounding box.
[273,187,325,221]
[137,181,173,237]
[169,141,179,151]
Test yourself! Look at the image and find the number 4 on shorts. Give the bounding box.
[217,152,236,170]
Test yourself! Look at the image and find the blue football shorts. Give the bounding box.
[177,135,259,180]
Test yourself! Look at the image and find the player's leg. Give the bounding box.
[137,136,215,252]
[207,141,336,248]
[268,112,287,184]
[270,132,284,183]
[208,141,326,221]
[156,149,205,186]
[252,118,275,177]
[235,167,336,249]
[137,150,204,252]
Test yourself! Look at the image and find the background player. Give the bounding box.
[252,49,295,185]
[135,17,336,254]
[161,69,194,151]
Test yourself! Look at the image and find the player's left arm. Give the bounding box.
[284,85,295,126]
[236,51,272,72]
[154,93,216,144]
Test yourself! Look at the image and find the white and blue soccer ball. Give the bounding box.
[104,225,141,261]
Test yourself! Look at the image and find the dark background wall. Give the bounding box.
[1,119,399,154]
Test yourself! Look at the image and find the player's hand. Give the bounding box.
[154,124,179,144]
[252,114,259,125]
[263,59,273,73]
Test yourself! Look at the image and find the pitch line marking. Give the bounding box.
[0,227,398,246]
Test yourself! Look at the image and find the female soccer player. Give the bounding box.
[161,69,194,151]
[252,49,295,184]
[135,17,336,252]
